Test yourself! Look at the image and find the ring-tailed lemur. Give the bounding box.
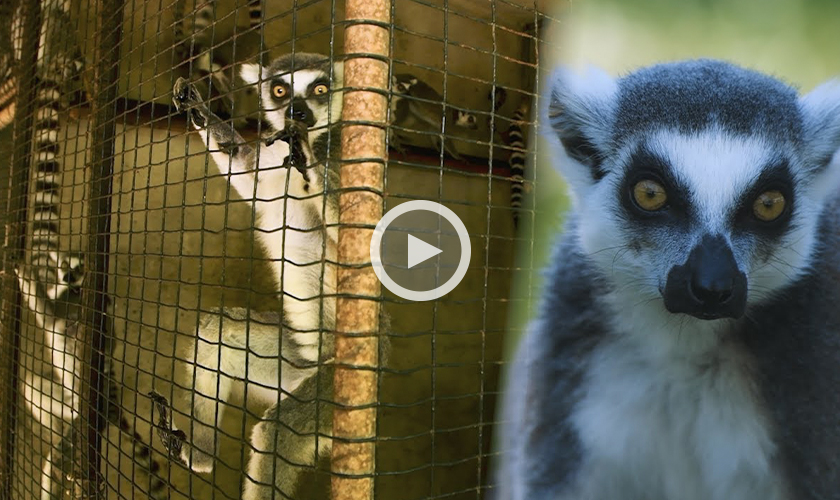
[11,2,167,498]
[494,59,840,500]
[0,53,15,128]
[239,51,343,325]
[390,73,478,160]
[154,74,337,499]
[504,100,529,228]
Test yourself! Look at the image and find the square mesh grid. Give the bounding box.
[0,0,560,498]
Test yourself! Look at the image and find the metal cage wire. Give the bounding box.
[0,0,557,498]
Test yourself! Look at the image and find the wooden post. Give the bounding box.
[330,0,390,499]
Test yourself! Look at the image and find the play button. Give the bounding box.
[370,200,471,302]
[407,234,443,269]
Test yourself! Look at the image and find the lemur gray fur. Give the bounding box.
[12,1,167,498]
[494,59,840,500]
[152,71,338,499]
[390,72,478,160]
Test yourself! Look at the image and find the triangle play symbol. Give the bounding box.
[407,234,443,269]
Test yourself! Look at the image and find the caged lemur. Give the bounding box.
[12,1,167,498]
[152,53,341,497]
[390,73,478,160]
[240,51,345,166]
[494,59,840,500]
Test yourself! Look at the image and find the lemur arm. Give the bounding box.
[173,78,313,195]
[173,78,260,200]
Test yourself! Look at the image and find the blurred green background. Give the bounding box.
[508,0,840,344]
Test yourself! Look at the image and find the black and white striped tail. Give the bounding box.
[41,378,169,500]
[13,2,170,497]
[247,0,263,30]
[0,55,16,129]
[506,102,529,229]
[30,74,67,299]
[173,0,235,116]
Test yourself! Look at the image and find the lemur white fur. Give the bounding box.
[494,59,840,500]
[160,74,338,499]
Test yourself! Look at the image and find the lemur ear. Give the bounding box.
[240,63,263,85]
[544,65,617,188]
[800,79,840,175]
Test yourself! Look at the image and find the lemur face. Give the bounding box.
[611,129,796,320]
[392,74,417,94]
[241,53,343,133]
[547,60,840,320]
[454,110,478,129]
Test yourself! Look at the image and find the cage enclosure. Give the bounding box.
[0,0,557,498]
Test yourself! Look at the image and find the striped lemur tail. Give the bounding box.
[11,1,168,498]
[505,101,529,229]
[172,0,264,120]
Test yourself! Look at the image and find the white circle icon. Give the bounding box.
[370,200,471,302]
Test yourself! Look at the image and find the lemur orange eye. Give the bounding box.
[313,84,329,95]
[632,179,667,211]
[753,190,786,221]
[272,85,287,98]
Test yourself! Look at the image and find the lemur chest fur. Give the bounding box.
[571,319,785,499]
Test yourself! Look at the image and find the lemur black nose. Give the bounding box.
[689,273,733,305]
[663,234,747,320]
[285,98,316,127]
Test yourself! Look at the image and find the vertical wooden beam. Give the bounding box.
[0,0,41,496]
[331,0,390,499]
[81,0,124,496]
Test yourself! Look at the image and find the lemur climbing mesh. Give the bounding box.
[0,0,556,498]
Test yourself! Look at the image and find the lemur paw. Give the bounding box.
[265,120,313,181]
[172,78,209,129]
[148,391,188,467]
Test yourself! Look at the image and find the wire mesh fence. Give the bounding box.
[0,0,558,498]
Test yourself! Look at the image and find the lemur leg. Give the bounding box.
[388,129,407,154]
[20,371,75,429]
[15,265,77,426]
[437,135,463,161]
[242,372,333,500]
[44,386,169,500]
[173,77,257,198]
[40,422,83,500]
[151,309,319,474]
[148,348,224,474]
[47,254,84,410]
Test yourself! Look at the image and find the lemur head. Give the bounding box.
[15,254,84,326]
[546,59,840,321]
[241,52,344,133]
